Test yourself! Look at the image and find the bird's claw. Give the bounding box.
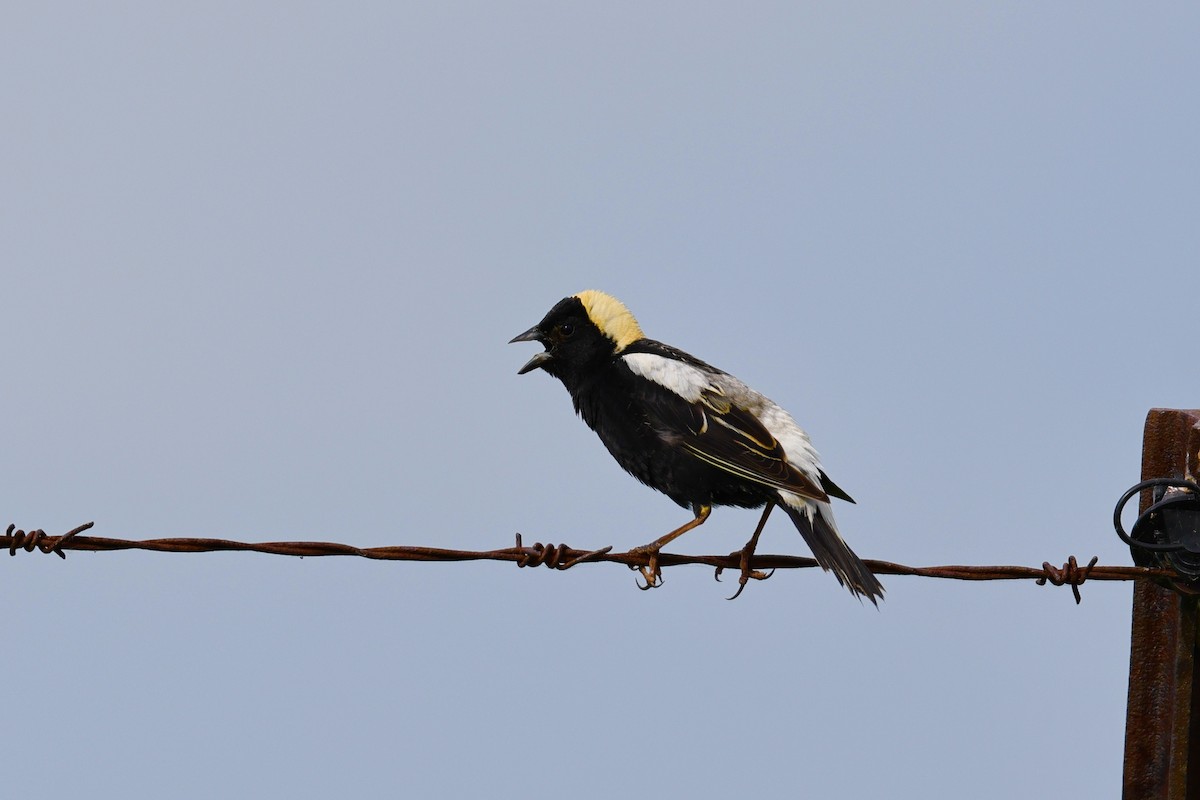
[630,545,664,590]
[724,547,774,601]
[636,567,664,590]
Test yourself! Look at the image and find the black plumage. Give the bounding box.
[511,291,882,602]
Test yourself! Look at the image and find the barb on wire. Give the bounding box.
[6,521,94,559]
[513,534,614,569]
[4,521,1171,603]
[1036,555,1099,604]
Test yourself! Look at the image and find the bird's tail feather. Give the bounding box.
[782,503,884,605]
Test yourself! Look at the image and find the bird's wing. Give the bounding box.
[621,350,830,503]
[668,387,830,503]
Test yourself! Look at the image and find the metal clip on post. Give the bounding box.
[1115,477,1200,594]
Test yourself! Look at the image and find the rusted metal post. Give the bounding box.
[1123,408,1200,799]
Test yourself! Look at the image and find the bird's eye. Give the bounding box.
[557,323,575,338]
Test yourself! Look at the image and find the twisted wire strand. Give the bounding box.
[4,521,1169,603]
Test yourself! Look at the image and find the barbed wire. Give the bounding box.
[5,521,1171,603]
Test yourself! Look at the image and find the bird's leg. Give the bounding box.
[630,504,712,589]
[726,501,776,600]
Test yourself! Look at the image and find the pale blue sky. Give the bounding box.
[3,4,1197,798]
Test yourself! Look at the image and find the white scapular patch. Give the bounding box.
[623,351,834,514]
[621,352,717,402]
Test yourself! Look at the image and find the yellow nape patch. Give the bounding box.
[575,290,644,351]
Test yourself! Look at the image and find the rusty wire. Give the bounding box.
[4,521,1173,603]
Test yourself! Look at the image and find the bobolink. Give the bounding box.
[511,290,883,603]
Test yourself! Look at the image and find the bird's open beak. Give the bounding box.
[509,326,552,374]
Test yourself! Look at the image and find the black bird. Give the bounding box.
[510,290,882,602]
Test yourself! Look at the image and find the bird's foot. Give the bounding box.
[628,543,665,590]
[715,544,775,601]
